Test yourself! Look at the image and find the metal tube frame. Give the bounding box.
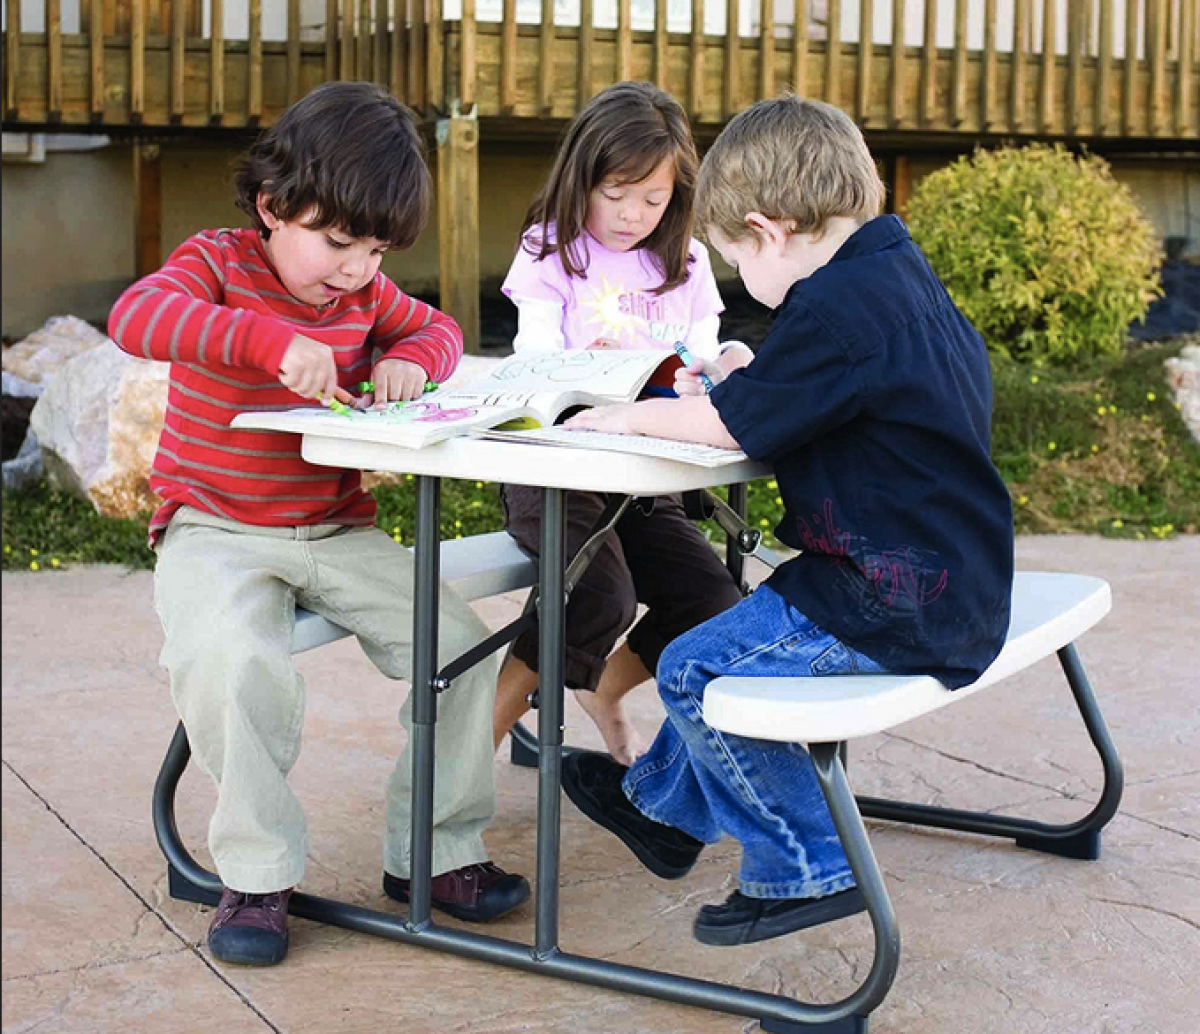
[150,477,1122,1031]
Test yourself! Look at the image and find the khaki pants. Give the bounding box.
[153,507,500,894]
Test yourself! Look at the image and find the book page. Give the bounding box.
[463,349,675,402]
[477,426,748,468]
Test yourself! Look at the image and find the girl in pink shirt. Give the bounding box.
[493,82,749,765]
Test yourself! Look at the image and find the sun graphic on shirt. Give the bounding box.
[578,275,636,343]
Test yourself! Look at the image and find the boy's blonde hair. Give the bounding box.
[696,95,885,242]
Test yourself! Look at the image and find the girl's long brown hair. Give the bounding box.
[521,82,699,294]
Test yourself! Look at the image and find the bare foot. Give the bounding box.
[573,689,647,767]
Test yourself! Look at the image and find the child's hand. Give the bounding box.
[280,335,353,404]
[369,358,429,403]
[674,357,720,396]
[563,403,639,436]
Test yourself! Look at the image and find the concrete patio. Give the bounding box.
[2,535,1198,1033]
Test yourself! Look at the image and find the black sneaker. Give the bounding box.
[693,887,867,946]
[560,750,704,880]
[207,887,293,966]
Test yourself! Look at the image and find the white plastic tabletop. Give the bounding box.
[284,426,770,494]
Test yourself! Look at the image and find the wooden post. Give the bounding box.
[887,154,912,218]
[437,108,480,354]
[134,143,163,278]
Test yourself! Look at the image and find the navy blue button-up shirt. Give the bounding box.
[712,215,1013,688]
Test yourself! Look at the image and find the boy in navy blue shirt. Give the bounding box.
[561,96,1014,946]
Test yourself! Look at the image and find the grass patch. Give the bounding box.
[4,337,1196,572]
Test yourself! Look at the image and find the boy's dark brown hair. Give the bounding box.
[234,82,430,251]
[522,81,699,294]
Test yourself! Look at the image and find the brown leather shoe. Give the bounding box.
[383,862,530,922]
[207,887,293,966]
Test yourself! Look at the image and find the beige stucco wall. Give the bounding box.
[2,137,1196,340]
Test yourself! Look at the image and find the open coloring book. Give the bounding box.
[231,348,748,466]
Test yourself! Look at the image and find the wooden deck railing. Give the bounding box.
[2,1,1197,140]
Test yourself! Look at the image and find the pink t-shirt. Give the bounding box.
[502,230,724,356]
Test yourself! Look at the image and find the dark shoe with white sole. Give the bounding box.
[693,887,867,946]
[560,750,704,880]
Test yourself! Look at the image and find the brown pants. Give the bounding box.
[501,485,744,691]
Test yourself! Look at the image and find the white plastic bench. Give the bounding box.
[703,571,1124,1032]
[290,530,538,653]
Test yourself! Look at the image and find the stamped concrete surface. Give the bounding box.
[2,536,1198,1033]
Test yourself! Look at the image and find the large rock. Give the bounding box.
[30,347,169,519]
[1,316,109,385]
[1165,340,1200,444]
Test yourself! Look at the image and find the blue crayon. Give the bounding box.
[672,341,715,394]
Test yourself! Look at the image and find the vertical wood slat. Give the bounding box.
[1148,0,1167,133]
[131,0,144,120]
[500,0,516,113]
[437,113,480,352]
[5,0,19,117]
[375,0,388,85]
[1122,0,1138,134]
[690,0,704,117]
[854,0,869,121]
[950,0,967,125]
[1038,0,1056,132]
[825,0,840,106]
[390,0,404,100]
[408,0,426,112]
[287,0,301,103]
[920,0,936,124]
[91,0,105,118]
[724,0,740,118]
[792,0,809,97]
[1095,0,1112,132]
[1178,0,1195,135]
[170,0,186,117]
[654,0,668,89]
[249,0,263,121]
[326,0,338,80]
[538,0,554,115]
[1070,0,1089,133]
[427,0,443,111]
[210,0,224,121]
[1011,0,1028,128]
[617,0,632,82]
[579,0,594,106]
[341,0,354,81]
[461,0,476,111]
[981,0,997,128]
[134,143,163,277]
[761,0,776,101]
[890,0,905,126]
[357,0,370,81]
[47,0,62,118]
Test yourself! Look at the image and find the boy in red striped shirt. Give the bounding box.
[110,82,528,967]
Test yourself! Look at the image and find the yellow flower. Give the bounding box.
[1111,519,1124,529]
[391,526,400,535]
[1146,391,1156,402]
[1096,406,1107,416]
[1017,495,1029,506]
[768,480,778,490]
[1091,444,1099,453]
[759,518,770,527]
[3,544,10,554]
[475,481,483,488]
[50,558,60,568]
[393,534,401,543]
[1047,441,1057,451]
[30,548,39,556]
[1030,375,1039,384]
[1135,532,1145,540]
[454,520,463,528]
[30,561,39,571]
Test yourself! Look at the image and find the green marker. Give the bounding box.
[356,380,375,394]
[425,380,438,392]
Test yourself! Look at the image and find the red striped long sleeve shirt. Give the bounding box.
[108,228,463,542]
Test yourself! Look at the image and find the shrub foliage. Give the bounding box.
[907,144,1162,366]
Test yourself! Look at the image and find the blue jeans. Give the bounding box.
[623,584,883,900]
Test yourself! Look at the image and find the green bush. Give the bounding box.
[907,143,1162,366]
